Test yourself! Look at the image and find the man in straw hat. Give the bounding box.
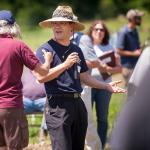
[36,5,126,150]
[0,10,52,150]
[116,9,144,87]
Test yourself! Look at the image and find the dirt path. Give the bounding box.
[24,142,52,150]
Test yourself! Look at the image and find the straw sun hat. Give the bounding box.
[39,5,85,31]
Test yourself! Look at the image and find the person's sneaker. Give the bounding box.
[104,143,112,150]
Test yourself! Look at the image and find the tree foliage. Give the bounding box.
[0,0,150,27]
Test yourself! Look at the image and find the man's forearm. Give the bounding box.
[117,48,141,57]
[40,60,51,74]
[36,63,68,83]
[80,72,107,90]
[89,59,107,73]
[33,61,50,76]
[80,72,126,93]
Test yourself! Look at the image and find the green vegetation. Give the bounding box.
[27,114,44,143]
[1,0,150,27]
[22,11,150,50]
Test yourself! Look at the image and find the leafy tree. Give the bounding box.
[1,0,150,28]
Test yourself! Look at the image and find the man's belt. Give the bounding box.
[47,93,81,99]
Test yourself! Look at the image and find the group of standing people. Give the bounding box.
[0,4,144,150]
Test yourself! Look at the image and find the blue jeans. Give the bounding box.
[23,97,47,130]
[92,88,112,148]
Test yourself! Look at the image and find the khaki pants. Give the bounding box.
[81,86,102,150]
[122,67,134,87]
[0,108,29,150]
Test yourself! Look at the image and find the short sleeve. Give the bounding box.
[78,48,88,73]
[36,42,54,64]
[36,47,45,64]
[135,30,140,49]
[116,31,126,49]
[20,43,39,70]
[79,35,98,61]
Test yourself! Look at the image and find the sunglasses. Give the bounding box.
[93,28,105,32]
[134,16,141,20]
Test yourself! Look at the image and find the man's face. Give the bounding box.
[132,16,142,26]
[51,21,73,41]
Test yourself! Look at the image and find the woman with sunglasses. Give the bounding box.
[87,20,122,149]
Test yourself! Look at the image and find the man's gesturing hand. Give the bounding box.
[105,80,126,93]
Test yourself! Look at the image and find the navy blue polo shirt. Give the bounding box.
[36,39,88,94]
[116,25,140,68]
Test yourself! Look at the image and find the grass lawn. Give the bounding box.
[107,92,126,140]
[27,114,44,143]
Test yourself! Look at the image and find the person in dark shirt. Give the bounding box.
[116,9,144,86]
[36,5,126,150]
[0,10,51,150]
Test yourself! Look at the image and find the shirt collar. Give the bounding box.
[0,34,13,38]
[125,25,136,32]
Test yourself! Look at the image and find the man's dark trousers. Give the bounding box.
[45,95,88,150]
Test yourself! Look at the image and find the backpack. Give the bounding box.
[71,32,84,46]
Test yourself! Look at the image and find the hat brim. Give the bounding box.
[39,17,85,31]
[138,12,144,17]
[127,11,144,19]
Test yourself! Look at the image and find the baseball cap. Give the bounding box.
[0,10,15,24]
[126,9,144,19]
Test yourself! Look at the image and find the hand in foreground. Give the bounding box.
[42,49,53,64]
[106,80,126,93]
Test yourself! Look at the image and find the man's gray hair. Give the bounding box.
[0,20,21,38]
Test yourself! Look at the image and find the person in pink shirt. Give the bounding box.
[0,10,52,150]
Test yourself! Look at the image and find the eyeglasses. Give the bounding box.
[93,28,105,32]
[134,16,141,20]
